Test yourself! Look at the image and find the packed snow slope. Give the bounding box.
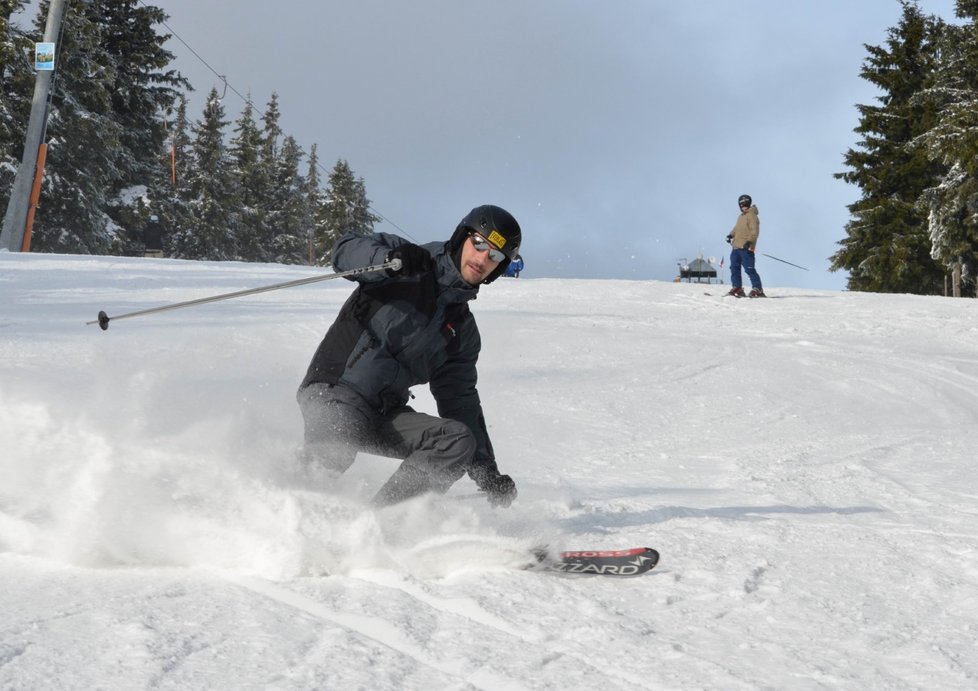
[1,252,977,690]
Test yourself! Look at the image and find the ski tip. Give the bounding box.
[548,546,660,576]
[560,546,658,559]
[643,547,660,569]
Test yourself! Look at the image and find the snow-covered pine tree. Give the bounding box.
[304,144,331,266]
[28,2,121,254]
[242,91,286,262]
[19,0,186,254]
[832,1,946,294]
[320,159,380,263]
[260,92,282,168]
[229,96,270,262]
[917,2,978,297]
[0,0,33,198]
[96,0,188,253]
[266,134,307,264]
[147,94,193,257]
[170,87,239,260]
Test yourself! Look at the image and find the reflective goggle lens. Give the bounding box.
[470,234,507,262]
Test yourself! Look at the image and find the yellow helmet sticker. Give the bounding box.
[487,229,506,249]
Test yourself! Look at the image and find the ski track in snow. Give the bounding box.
[2,254,978,689]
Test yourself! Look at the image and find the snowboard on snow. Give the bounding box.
[530,546,659,576]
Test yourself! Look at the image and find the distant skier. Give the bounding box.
[504,254,524,278]
[297,205,521,507]
[725,194,765,298]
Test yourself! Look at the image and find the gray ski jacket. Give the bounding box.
[299,231,499,478]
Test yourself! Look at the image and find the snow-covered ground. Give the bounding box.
[2,252,977,690]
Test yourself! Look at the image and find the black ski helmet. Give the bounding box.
[450,204,522,284]
[738,194,752,208]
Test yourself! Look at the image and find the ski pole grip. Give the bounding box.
[388,257,402,273]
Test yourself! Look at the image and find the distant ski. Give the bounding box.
[531,547,659,576]
[703,292,768,299]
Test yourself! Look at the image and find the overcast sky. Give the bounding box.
[20,1,964,288]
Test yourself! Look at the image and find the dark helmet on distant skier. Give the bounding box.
[738,194,752,209]
[449,204,522,284]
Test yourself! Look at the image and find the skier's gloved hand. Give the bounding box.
[387,243,433,277]
[481,473,517,508]
[743,241,753,252]
[725,234,733,245]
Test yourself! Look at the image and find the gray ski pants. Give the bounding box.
[296,382,474,505]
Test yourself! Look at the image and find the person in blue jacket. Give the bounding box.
[504,254,524,278]
[297,205,521,507]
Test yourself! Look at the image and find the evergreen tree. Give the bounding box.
[170,87,239,260]
[96,0,189,251]
[320,159,380,262]
[26,0,187,254]
[228,97,270,262]
[148,95,193,256]
[260,92,282,165]
[266,134,307,264]
[29,2,121,253]
[305,144,330,266]
[917,1,978,295]
[0,0,32,198]
[832,1,947,294]
[3,4,365,268]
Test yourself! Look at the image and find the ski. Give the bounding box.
[703,291,766,299]
[531,547,659,576]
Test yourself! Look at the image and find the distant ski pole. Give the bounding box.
[759,252,808,271]
[88,259,401,331]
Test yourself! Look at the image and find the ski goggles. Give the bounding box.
[469,233,507,262]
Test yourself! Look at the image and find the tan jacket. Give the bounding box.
[729,205,759,250]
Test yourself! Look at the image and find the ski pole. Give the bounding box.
[759,253,808,271]
[88,258,401,331]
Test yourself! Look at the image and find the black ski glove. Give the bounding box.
[725,234,733,245]
[481,473,517,508]
[387,243,433,276]
[743,241,753,251]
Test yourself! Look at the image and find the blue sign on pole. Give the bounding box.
[35,43,55,71]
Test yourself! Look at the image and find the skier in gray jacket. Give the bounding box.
[297,205,521,507]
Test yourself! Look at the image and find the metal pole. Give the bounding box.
[88,259,400,330]
[0,0,67,252]
[759,252,809,271]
